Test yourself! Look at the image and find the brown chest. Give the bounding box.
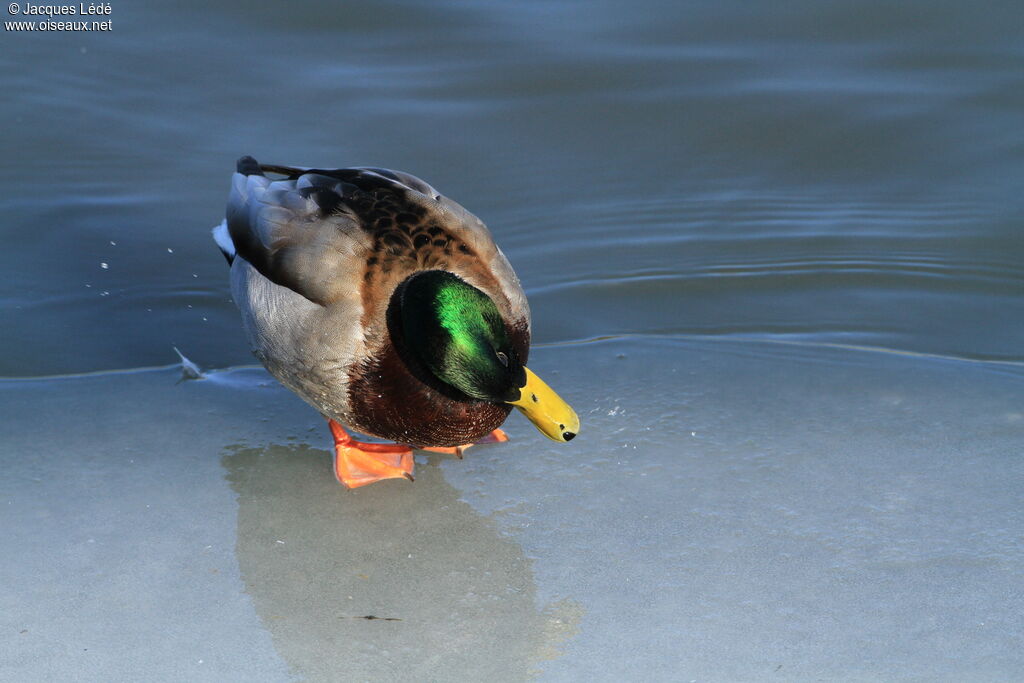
[346,342,512,447]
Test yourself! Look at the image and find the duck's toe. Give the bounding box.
[333,444,414,489]
[414,428,510,460]
[328,419,414,489]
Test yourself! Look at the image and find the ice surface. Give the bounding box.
[2,338,1022,681]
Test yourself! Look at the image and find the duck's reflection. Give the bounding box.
[223,445,579,681]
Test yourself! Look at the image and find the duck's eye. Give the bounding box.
[496,351,509,367]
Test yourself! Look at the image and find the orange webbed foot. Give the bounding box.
[414,428,509,459]
[328,420,414,489]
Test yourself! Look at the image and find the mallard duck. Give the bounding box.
[213,156,579,488]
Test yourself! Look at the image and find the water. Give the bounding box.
[3,1,1023,680]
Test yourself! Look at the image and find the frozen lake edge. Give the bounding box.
[2,336,1022,681]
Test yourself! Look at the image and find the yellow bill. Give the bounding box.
[508,366,579,442]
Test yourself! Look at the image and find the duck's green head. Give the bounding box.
[399,270,579,442]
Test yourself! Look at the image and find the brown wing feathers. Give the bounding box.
[229,156,508,326]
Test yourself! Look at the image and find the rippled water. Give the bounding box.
[3,0,1022,374]
[4,1,1023,680]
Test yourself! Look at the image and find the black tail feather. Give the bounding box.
[236,155,263,176]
